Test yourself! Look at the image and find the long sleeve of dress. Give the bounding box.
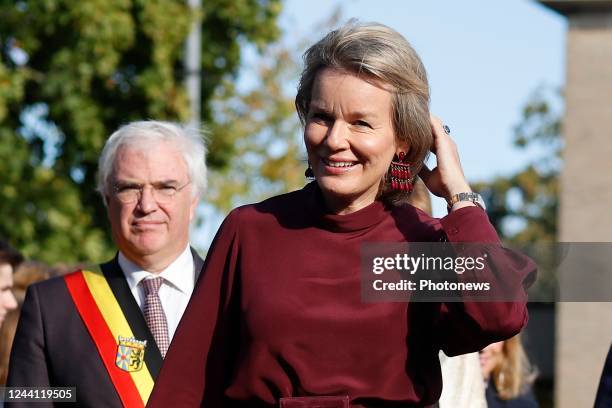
[434,206,536,356]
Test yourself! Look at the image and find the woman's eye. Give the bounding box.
[354,120,372,128]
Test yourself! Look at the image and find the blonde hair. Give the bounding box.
[295,20,432,205]
[492,334,537,400]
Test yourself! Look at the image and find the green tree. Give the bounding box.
[474,86,563,244]
[0,0,281,264]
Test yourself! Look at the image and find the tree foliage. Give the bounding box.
[474,86,563,243]
[0,0,281,264]
[205,43,306,211]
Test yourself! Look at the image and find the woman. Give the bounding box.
[150,21,536,407]
[0,239,24,385]
[0,260,54,385]
[0,240,22,332]
[480,335,539,407]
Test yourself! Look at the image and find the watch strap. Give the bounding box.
[447,192,485,211]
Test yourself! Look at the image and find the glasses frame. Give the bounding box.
[112,181,191,204]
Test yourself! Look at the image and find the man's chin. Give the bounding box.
[124,238,168,258]
[131,223,165,233]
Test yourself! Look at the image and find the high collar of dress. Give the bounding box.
[304,182,389,233]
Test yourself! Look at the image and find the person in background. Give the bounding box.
[439,351,487,408]
[0,261,55,385]
[7,121,207,407]
[0,240,23,331]
[150,20,536,407]
[595,343,612,407]
[480,334,539,408]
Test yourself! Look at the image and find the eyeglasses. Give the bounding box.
[112,181,191,204]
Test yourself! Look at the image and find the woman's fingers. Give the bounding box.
[426,113,471,198]
[430,114,456,157]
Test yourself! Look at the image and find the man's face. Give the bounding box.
[0,263,17,327]
[106,141,198,271]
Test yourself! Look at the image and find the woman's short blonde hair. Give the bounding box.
[295,20,432,205]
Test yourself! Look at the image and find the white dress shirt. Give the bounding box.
[119,245,196,342]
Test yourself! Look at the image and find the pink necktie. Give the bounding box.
[141,277,170,358]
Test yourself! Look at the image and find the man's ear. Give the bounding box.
[189,194,200,221]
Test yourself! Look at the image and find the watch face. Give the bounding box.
[474,194,486,211]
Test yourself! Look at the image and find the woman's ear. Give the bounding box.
[396,139,409,157]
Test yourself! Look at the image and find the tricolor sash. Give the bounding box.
[64,268,155,407]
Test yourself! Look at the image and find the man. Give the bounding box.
[7,121,207,407]
[595,344,612,407]
[0,240,23,329]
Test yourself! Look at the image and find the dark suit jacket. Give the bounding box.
[595,344,612,408]
[6,251,203,407]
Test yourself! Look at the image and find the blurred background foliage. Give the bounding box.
[475,86,562,244]
[0,0,284,264]
[205,42,305,212]
[0,0,559,266]
[474,86,562,305]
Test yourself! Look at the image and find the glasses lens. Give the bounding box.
[116,188,139,203]
[114,182,187,203]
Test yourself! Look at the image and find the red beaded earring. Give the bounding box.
[389,152,413,192]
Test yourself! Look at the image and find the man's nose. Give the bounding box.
[136,186,159,213]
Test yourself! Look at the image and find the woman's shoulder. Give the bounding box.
[222,186,313,230]
[389,203,445,240]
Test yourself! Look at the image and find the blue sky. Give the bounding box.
[192,0,567,248]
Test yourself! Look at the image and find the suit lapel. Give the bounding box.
[100,248,204,378]
[100,257,164,379]
[191,247,205,282]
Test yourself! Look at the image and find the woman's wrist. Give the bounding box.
[446,181,472,199]
[449,201,477,212]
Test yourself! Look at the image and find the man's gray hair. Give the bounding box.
[96,120,207,206]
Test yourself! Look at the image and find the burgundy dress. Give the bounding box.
[149,183,536,407]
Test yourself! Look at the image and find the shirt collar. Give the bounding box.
[118,245,195,294]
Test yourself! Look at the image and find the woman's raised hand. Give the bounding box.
[418,114,472,203]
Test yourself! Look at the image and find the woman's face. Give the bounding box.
[0,263,17,328]
[479,341,504,380]
[304,68,400,214]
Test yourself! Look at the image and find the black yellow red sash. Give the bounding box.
[64,269,154,407]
